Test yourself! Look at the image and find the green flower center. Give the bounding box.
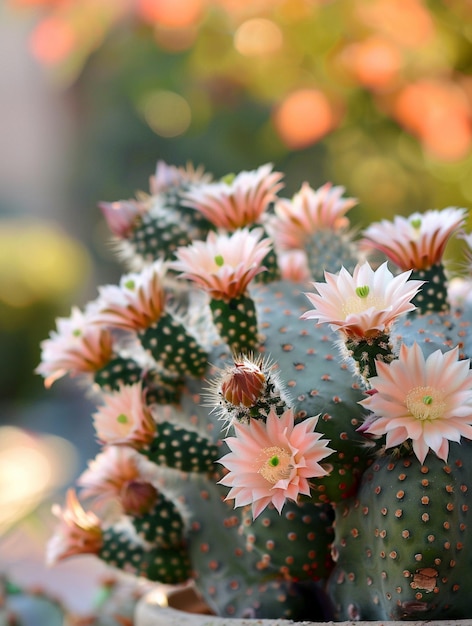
[117,413,128,424]
[258,446,293,484]
[221,173,236,185]
[214,254,225,267]
[124,279,135,290]
[356,285,370,298]
[406,385,446,421]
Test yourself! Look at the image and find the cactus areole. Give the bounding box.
[38,161,472,621]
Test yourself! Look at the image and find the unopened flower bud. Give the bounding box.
[220,360,266,408]
[120,480,159,516]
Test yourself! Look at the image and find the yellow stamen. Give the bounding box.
[406,386,445,421]
[258,446,293,484]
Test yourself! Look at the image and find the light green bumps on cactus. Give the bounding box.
[328,441,472,620]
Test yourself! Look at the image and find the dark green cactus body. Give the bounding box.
[345,333,394,380]
[209,294,259,355]
[129,192,214,264]
[132,492,185,547]
[100,526,191,584]
[140,421,219,474]
[411,263,450,314]
[328,442,472,620]
[94,355,143,390]
[139,312,208,378]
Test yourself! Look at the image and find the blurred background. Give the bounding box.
[1,0,472,619]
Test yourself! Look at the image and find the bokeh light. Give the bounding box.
[273,88,336,150]
[0,426,78,534]
[137,0,205,28]
[29,15,76,65]
[234,18,283,57]
[0,220,91,309]
[141,90,192,137]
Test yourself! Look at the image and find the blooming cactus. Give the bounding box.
[38,160,472,621]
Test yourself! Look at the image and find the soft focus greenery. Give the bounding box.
[4,0,472,399]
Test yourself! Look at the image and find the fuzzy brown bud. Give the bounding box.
[220,360,266,408]
[120,480,159,516]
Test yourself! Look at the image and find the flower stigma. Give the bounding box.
[214,254,225,267]
[356,285,370,298]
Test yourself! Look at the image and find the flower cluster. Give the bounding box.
[37,161,472,621]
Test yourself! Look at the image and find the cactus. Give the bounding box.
[328,440,472,620]
[37,161,472,620]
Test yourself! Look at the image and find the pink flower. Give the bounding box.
[361,208,466,270]
[149,160,211,195]
[278,250,311,283]
[78,446,158,514]
[47,489,103,566]
[170,228,272,300]
[36,306,114,388]
[92,260,167,331]
[218,408,333,518]
[182,164,284,230]
[268,182,357,250]
[360,343,472,464]
[92,383,156,447]
[301,261,423,340]
[99,199,146,238]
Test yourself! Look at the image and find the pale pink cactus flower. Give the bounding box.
[269,182,357,250]
[361,207,466,271]
[182,163,284,230]
[360,343,472,464]
[277,250,311,283]
[170,228,272,300]
[36,306,114,388]
[301,261,423,340]
[78,445,158,514]
[47,489,103,566]
[149,159,211,195]
[93,260,167,331]
[99,199,146,238]
[218,408,333,519]
[92,382,156,447]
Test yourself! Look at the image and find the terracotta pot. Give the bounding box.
[134,586,471,626]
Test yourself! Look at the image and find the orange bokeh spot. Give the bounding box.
[137,0,205,28]
[29,15,76,65]
[342,36,402,90]
[356,0,435,49]
[394,79,472,161]
[273,89,335,150]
